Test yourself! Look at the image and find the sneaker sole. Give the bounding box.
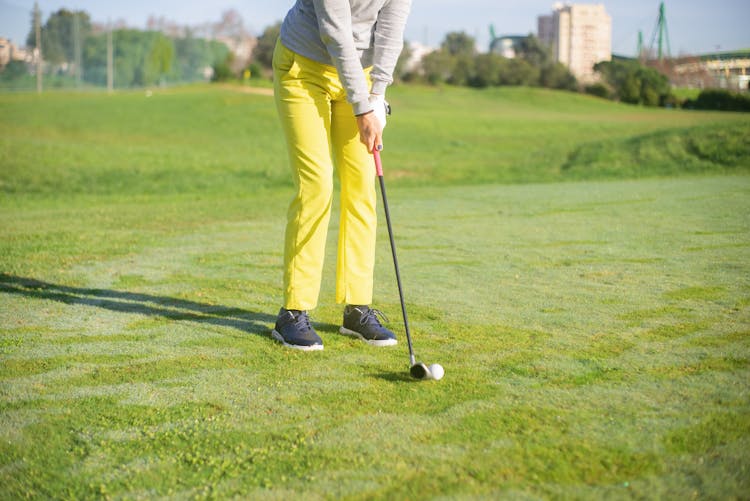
[271,330,324,351]
[339,326,398,347]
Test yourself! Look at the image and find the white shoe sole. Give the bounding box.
[339,326,398,347]
[271,330,323,351]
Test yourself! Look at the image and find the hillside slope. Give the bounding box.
[1,85,748,196]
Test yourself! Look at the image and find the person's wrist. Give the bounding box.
[353,98,371,116]
[368,94,388,129]
[371,80,388,96]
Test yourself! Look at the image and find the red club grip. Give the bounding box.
[373,149,383,177]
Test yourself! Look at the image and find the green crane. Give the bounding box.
[648,2,672,61]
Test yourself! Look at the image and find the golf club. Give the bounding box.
[373,148,443,381]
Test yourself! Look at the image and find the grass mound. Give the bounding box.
[561,121,750,179]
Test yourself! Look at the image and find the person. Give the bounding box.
[270,0,412,351]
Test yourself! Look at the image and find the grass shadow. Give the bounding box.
[312,321,344,335]
[371,370,418,383]
[0,273,275,337]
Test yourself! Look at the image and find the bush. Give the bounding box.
[211,54,234,82]
[684,89,750,112]
[0,60,29,81]
[245,62,263,79]
[540,62,577,91]
[498,58,539,86]
[585,82,611,99]
[593,60,671,107]
[660,93,682,108]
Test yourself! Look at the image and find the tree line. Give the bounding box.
[248,27,680,108]
[3,8,230,88]
[410,32,577,91]
[3,10,744,112]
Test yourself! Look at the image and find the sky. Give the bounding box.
[1,0,748,57]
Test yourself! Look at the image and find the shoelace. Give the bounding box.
[359,308,388,327]
[292,311,313,332]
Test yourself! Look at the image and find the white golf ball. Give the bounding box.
[429,363,444,381]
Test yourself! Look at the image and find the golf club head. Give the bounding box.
[410,362,433,380]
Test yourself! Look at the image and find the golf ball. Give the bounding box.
[429,363,444,381]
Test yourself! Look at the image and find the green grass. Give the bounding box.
[671,87,702,101]
[2,85,748,197]
[1,84,749,499]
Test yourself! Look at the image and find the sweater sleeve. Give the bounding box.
[371,0,411,96]
[312,0,372,115]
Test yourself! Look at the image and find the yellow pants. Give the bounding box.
[273,40,377,311]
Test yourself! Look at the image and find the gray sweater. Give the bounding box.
[280,0,411,115]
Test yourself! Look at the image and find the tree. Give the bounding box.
[448,54,474,86]
[81,29,178,87]
[174,35,229,82]
[27,9,91,67]
[594,59,671,106]
[636,65,670,105]
[420,49,455,84]
[212,52,235,82]
[540,62,577,90]
[469,53,503,87]
[145,35,174,85]
[253,22,281,69]
[415,32,477,85]
[441,32,476,57]
[498,58,539,86]
[516,35,549,68]
[416,32,580,91]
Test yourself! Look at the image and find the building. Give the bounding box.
[215,35,257,72]
[489,35,526,59]
[0,37,31,69]
[671,50,750,91]
[537,3,612,83]
[402,41,435,72]
[0,37,13,68]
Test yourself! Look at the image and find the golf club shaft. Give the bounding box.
[373,150,416,366]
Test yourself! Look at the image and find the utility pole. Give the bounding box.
[107,23,113,93]
[73,13,82,88]
[34,2,42,93]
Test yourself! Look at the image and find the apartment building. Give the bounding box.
[538,3,612,82]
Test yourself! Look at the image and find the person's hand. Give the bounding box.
[368,94,390,130]
[356,111,383,153]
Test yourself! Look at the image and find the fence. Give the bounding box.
[0,8,244,92]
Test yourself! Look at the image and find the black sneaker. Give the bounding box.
[271,308,323,351]
[339,305,398,347]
